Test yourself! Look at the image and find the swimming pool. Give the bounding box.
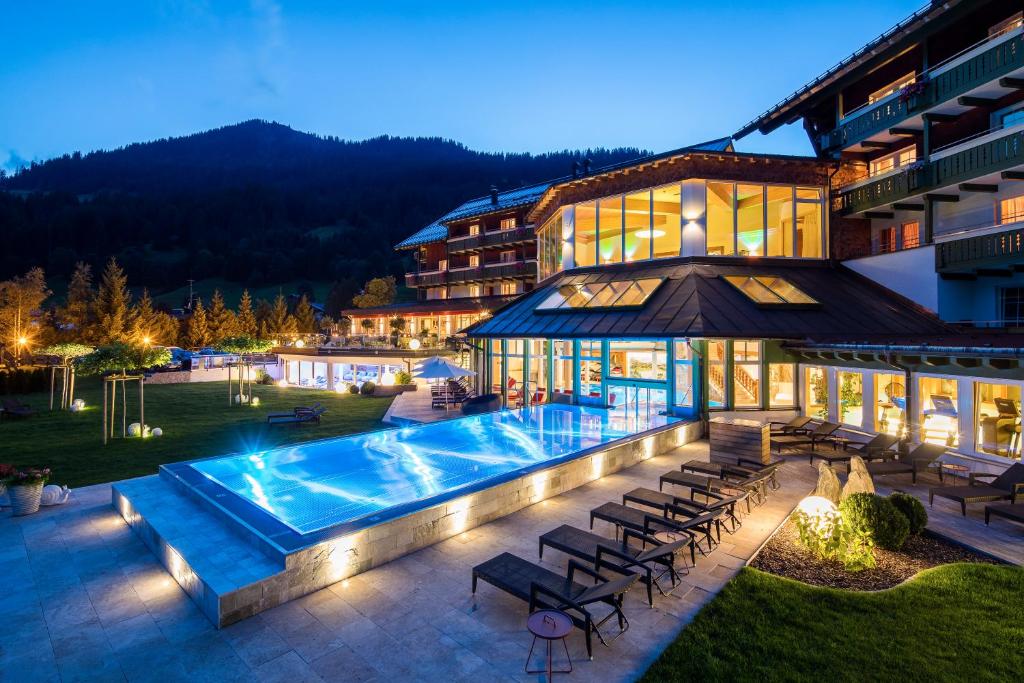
[189,404,677,536]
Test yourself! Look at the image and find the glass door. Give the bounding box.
[607,380,668,428]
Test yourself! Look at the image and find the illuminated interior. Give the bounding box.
[873,372,906,437]
[975,381,1021,458]
[919,376,959,447]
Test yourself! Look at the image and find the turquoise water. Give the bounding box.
[190,404,676,535]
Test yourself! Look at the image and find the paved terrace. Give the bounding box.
[2,443,1019,682]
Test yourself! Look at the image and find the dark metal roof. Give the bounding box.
[395,221,447,250]
[342,295,518,317]
[463,257,955,342]
[735,1,959,139]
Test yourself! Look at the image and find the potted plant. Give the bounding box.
[5,467,51,516]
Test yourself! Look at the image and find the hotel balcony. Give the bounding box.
[821,27,1024,153]
[935,222,1024,276]
[447,259,536,284]
[834,124,1024,215]
[405,269,447,287]
[446,225,536,254]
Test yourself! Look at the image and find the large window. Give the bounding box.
[706,339,727,408]
[709,183,824,259]
[608,341,667,381]
[552,340,574,396]
[506,339,525,406]
[673,340,695,408]
[975,382,1021,459]
[736,185,764,256]
[919,377,958,447]
[874,372,906,437]
[769,364,796,408]
[1001,195,1024,225]
[805,367,828,419]
[537,210,564,281]
[732,340,761,408]
[766,185,793,257]
[1001,287,1024,326]
[869,146,916,178]
[796,188,824,258]
[575,201,598,267]
[527,339,549,404]
[651,184,682,258]
[706,182,734,256]
[489,340,503,394]
[838,371,864,426]
[598,196,623,265]
[579,340,602,398]
[624,190,652,262]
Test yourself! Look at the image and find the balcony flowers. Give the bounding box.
[3,467,51,516]
[897,75,929,105]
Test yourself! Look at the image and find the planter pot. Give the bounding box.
[9,482,44,516]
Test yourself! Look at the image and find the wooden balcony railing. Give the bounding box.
[405,270,447,287]
[936,225,1024,272]
[821,32,1024,152]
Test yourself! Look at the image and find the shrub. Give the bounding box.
[395,370,413,386]
[347,383,359,394]
[259,373,277,385]
[840,492,909,551]
[793,496,876,571]
[359,381,376,395]
[889,492,928,535]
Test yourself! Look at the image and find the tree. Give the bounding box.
[207,289,238,343]
[294,295,316,333]
[325,277,358,318]
[0,267,51,363]
[95,258,132,343]
[352,276,396,308]
[62,262,95,342]
[215,336,275,407]
[129,288,179,347]
[267,292,297,336]
[37,342,93,410]
[77,342,172,443]
[254,298,273,339]
[186,298,210,349]
[236,289,258,337]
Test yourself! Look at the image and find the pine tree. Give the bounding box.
[62,262,95,342]
[294,295,316,333]
[95,258,132,343]
[187,298,210,349]
[255,298,273,340]
[207,289,238,343]
[130,288,179,346]
[236,289,258,337]
[268,292,296,336]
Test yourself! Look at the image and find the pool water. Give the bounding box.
[190,404,677,535]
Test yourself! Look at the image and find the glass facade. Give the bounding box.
[732,340,761,408]
[838,371,863,426]
[874,372,906,437]
[579,340,603,399]
[975,382,1020,458]
[768,363,796,408]
[919,376,959,447]
[608,341,667,380]
[804,367,828,419]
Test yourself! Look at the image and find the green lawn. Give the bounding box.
[2,378,393,488]
[641,564,1024,683]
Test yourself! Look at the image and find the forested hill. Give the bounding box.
[0,120,644,301]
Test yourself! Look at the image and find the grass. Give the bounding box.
[640,564,1024,683]
[2,377,394,488]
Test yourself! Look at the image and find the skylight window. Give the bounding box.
[537,277,664,311]
[724,276,819,306]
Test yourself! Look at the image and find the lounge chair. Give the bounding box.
[265,403,321,421]
[864,442,946,483]
[770,421,840,453]
[985,502,1024,528]
[929,463,1024,516]
[732,459,783,491]
[1,398,34,419]
[589,501,721,555]
[680,460,777,498]
[661,469,769,509]
[266,405,326,426]
[622,487,745,534]
[471,552,637,659]
[811,432,899,466]
[538,524,692,607]
[769,415,813,436]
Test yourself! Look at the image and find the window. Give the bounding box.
[624,190,652,261]
[469,254,480,267]
[499,217,516,230]
[1001,287,1024,325]
[796,188,824,258]
[766,186,794,257]
[579,340,602,398]
[673,341,695,408]
[990,12,1023,38]
[499,250,516,264]
[901,221,920,249]
[537,277,664,311]
[468,284,480,297]
[878,227,898,254]
[706,340,727,408]
[469,223,481,236]
[575,201,598,267]
[838,371,864,426]
[489,340,503,394]
[769,364,796,408]
[506,339,525,406]
[598,196,623,265]
[608,341,667,380]
[874,372,906,437]
[733,340,761,408]
[552,340,574,395]
[975,382,1021,459]
[527,339,548,404]
[723,276,818,306]
[651,184,682,258]
[736,185,765,256]
[537,209,564,280]
[1000,195,1024,224]
[867,73,915,105]
[706,182,735,255]
[996,104,1024,129]
[919,377,959,447]
[869,146,916,178]
[500,281,517,295]
[805,367,828,419]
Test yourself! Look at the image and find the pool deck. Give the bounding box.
[2,444,1020,682]
[381,384,459,425]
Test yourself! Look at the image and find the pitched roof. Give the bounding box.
[463,257,955,343]
[394,221,447,250]
[341,295,518,317]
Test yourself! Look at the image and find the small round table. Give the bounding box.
[940,462,970,485]
[526,609,573,679]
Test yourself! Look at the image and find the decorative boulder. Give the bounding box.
[151,427,163,437]
[127,422,146,437]
[813,462,842,504]
[40,485,70,506]
[841,456,875,500]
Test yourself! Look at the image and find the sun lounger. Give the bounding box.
[265,403,321,421]
[622,487,745,534]
[471,552,637,658]
[811,432,899,466]
[985,502,1024,528]
[538,524,692,607]
[769,415,813,436]
[589,501,721,555]
[771,421,839,453]
[661,469,768,509]
[864,443,946,483]
[266,405,326,426]
[1,398,34,419]
[929,463,1024,516]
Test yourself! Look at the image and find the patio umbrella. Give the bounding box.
[413,356,476,411]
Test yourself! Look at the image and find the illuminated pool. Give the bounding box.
[188,404,677,536]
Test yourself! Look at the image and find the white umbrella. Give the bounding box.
[414,356,476,412]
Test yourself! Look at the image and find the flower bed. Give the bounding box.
[751,518,998,591]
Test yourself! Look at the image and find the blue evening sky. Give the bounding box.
[1,1,924,171]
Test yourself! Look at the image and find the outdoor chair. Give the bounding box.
[769,415,813,436]
[471,552,637,659]
[589,501,721,556]
[810,432,899,466]
[265,402,321,421]
[929,463,1024,516]
[538,524,692,607]
[733,458,783,491]
[622,487,745,534]
[680,460,777,499]
[864,442,946,483]
[1,398,34,419]
[770,421,840,453]
[661,468,768,509]
[266,405,326,426]
[984,502,1024,528]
